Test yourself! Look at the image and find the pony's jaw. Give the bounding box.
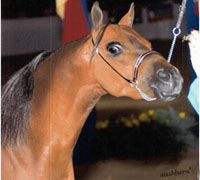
[94,59,183,102]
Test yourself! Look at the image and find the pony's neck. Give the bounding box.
[23,37,106,179]
[28,36,105,160]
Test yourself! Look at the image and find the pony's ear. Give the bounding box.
[118,3,135,27]
[91,1,104,31]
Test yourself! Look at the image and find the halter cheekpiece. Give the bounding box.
[91,23,160,101]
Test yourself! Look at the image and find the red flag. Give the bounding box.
[194,2,199,16]
[62,0,90,45]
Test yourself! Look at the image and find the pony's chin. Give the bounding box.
[153,88,179,102]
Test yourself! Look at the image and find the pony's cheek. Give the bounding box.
[93,59,126,96]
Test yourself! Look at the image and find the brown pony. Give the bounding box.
[1,2,183,180]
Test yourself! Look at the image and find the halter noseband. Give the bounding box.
[91,23,160,101]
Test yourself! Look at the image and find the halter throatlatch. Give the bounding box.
[91,23,160,101]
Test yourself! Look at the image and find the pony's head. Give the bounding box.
[90,2,183,101]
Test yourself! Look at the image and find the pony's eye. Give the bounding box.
[106,42,122,56]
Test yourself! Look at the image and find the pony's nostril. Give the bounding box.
[151,67,183,101]
[156,69,171,82]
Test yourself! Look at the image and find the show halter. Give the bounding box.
[91,23,159,101]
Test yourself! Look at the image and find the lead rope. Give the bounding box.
[167,0,187,62]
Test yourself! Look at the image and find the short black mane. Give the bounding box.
[1,51,53,146]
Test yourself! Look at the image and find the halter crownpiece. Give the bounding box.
[91,23,160,101]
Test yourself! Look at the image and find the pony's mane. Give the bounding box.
[1,51,53,146]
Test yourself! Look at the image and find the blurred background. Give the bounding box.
[2,0,199,179]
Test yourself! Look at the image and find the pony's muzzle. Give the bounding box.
[151,67,183,101]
